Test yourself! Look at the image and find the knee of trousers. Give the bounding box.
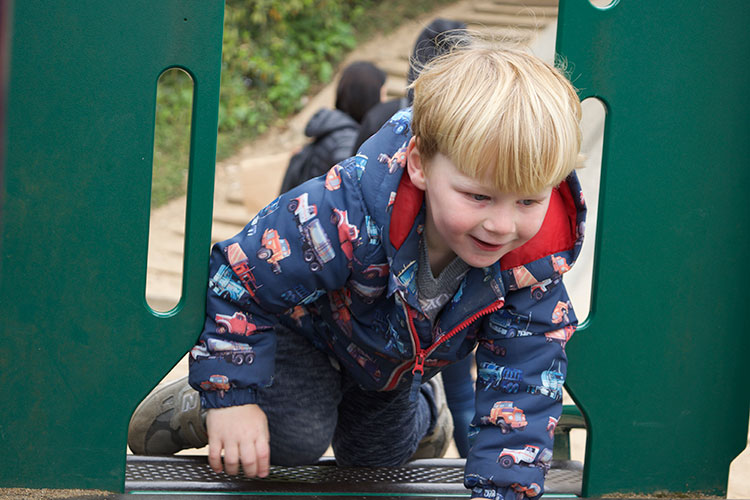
[332,436,418,467]
[270,436,331,466]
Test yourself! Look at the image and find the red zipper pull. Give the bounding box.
[409,350,426,401]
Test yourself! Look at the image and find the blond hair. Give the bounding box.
[410,39,582,195]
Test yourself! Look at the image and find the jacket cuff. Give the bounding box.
[199,387,258,409]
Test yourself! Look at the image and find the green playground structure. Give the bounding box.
[1,0,748,496]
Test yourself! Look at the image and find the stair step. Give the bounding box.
[490,0,559,7]
[212,205,254,227]
[469,25,538,44]
[378,58,410,79]
[473,1,557,17]
[458,11,547,29]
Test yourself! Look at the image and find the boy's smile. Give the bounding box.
[406,138,552,273]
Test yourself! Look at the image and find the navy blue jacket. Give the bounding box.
[189,108,586,499]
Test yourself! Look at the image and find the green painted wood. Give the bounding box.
[557,1,750,496]
[0,0,224,491]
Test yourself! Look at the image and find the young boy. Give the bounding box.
[129,42,585,500]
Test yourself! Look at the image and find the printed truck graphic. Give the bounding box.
[257,228,291,274]
[551,301,571,324]
[526,362,564,401]
[331,208,359,261]
[190,338,256,366]
[224,243,261,297]
[288,192,317,224]
[387,109,411,135]
[214,311,258,337]
[497,445,552,471]
[551,255,570,274]
[377,148,407,174]
[480,401,527,433]
[210,265,249,303]
[287,195,335,272]
[325,165,342,191]
[488,310,532,338]
[477,362,523,393]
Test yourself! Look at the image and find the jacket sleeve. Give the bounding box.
[189,161,367,409]
[464,278,577,500]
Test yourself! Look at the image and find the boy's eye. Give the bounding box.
[471,194,490,202]
[519,199,538,206]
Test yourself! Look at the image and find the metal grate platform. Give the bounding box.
[126,456,583,496]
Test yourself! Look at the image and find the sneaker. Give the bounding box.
[128,376,207,455]
[411,373,454,459]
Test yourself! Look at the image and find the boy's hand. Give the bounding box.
[206,404,270,478]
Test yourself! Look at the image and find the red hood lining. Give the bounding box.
[389,174,578,269]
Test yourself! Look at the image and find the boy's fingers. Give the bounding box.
[207,440,224,474]
[239,440,258,478]
[255,438,271,478]
[223,444,241,476]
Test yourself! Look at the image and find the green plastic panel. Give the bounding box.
[0,0,224,491]
[557,0,750,496]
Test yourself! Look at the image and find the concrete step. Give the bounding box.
[385,76,408,99]
[377,58,411,79]
[469,24,538,43]
[473,1,557,16]
[458,11,547,29]
[489,0,559,7]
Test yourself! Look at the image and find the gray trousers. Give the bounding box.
[256,325,434,466]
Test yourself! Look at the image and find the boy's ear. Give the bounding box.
[406,137,427,191]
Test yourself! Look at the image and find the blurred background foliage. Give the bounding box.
[151,0,453,207]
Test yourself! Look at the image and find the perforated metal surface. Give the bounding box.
[125,456,582,495]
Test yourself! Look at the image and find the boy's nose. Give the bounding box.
[483,206,516,236]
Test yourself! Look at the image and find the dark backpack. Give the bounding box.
[279,142,320,195]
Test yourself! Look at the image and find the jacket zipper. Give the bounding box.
[383,291,505,397]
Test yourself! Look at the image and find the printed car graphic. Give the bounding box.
[257,228,291,274]
[200,374,231,396]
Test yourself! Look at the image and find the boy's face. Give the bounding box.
[406,138,552,270]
